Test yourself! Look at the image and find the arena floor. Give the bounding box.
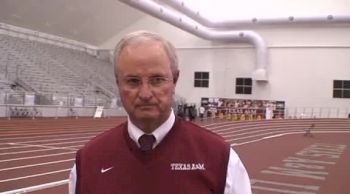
[0,117,349,194]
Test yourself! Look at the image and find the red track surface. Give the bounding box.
[0,117,349,194]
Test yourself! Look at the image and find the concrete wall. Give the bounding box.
[99,1,350,113]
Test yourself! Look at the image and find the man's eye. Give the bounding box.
[126,78,141,86]
[150,77,166,85]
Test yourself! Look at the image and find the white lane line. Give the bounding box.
[216,125,304,135]
[0,131,100,142]
[0,148,69,156]
[0,169,70,183]
[0,151,76,163]
[252,185,317,194]
[0,140,86,154]
[203,121,350,133]
[230,132,302,146]
[201,122,235,128]
[65,145,83,148]
[0,138,89,150]
[0,135,95,146]
[219,127,350,139]
[231,139,269,147]
[219,128,299,138]
[0,129,99,136]
[202,121,289,130]
[0,159,75,172]
[224,129,350,142]
[226,130,301,142]
[0,145,28,150]
[251,179,320,190]
[1,179,68,194]
[216,126,350,136]
[43,140,89,146]
[1,128,101,134]
[231,131,350,146]
[0,142,78,155]
[262,134,283,139]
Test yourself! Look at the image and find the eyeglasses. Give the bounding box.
[120,76,173,89]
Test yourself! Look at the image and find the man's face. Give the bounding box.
[116,40,177,127]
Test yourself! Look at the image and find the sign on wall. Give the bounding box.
[201,97,285,119]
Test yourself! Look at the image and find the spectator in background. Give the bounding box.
[304,123,315,137]
[176,104,184,118]
[189,105,196,121]
[69,30,251,194]
[199,105,205,121]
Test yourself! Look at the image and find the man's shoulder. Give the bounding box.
[81,122,127,151]
[175,117,228,146]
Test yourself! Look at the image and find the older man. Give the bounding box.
[69,30,251,194]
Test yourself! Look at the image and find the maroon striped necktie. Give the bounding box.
[138,134,156,152]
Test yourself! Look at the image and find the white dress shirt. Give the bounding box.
[69,110,251,194]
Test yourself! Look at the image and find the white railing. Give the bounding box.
[0,92,116,107]
[0,104,126,119]
[285,107,350,119]
[0,103,349,119]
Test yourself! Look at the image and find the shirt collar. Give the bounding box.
[128,109,175,148]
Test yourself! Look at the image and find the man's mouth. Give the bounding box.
[137,104,156,108]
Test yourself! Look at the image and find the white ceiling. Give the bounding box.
[0,0,144,47]
[1,0,349,48]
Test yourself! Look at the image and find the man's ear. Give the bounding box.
[173,70,179,84]
[115,75,119,85]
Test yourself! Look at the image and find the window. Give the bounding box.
[194,72,209,88]
[333,80,350,98]
[236,77,252,94]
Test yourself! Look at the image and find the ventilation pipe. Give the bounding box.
[165,0,350,28]
[119,0,268,81]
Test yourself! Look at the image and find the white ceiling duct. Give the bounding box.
[119,0,269,82]
[165,0,350,28]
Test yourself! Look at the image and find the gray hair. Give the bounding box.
[113,30,179,78]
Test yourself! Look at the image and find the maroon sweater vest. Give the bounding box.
[76,117,230,194]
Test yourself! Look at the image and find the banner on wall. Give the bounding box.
[201,97,285,119]
[110,97,117,108]
[24,94,35,106]
[74,97,83,107]
[94,106,104,118]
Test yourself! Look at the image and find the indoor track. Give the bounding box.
[0,117,349,194]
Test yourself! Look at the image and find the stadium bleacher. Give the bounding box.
[0,34,117,106]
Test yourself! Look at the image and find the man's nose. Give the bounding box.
[138,81,153,100]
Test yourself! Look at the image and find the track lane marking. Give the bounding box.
[0,142,79,155]
[0,169,70,183]
[0,159,75,172]
[0,148,73,156]
[1,119,349,193]
[1,179,69,194]
[231,131,350,146]
[0,131,100,142]
[44,140,88,146]
[0,135,95,145]
[0,145,28,150]
[0,151,76,163]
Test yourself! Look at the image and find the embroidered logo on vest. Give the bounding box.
[170,163,205,170]
[101,166,114,173]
